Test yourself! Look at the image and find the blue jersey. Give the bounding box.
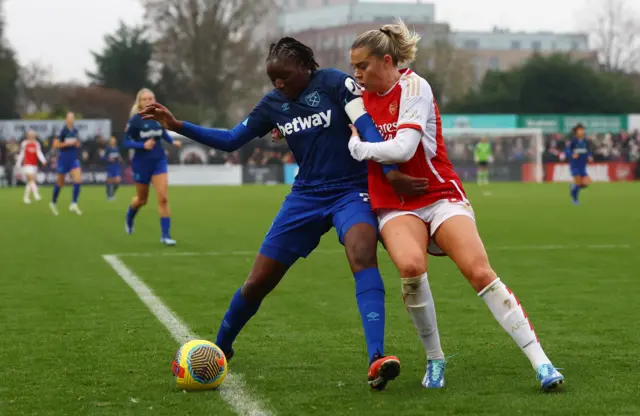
[58,125,79,159]
[123,114,172,160]
[104,145,121,166]
[567,137,591,167]
[175,68,394,266]
[244,68,369,191]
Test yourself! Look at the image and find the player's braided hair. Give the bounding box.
[267,37,319,71]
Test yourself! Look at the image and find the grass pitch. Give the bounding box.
[1,182,638,415]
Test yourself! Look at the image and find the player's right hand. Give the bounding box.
[386,170,428,196]
[139,102,181,131]
[573,153,579,159]
[143,139,156,150]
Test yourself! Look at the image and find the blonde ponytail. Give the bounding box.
[351,18,421,66]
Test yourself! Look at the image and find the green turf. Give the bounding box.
[1,183,638,415]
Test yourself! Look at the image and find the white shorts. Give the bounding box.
[21,165,38,176]
[377,199,476,256]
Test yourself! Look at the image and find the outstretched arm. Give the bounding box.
[139,102,271,153]
[176,122,257,153]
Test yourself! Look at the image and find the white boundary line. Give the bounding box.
[102,255,271,416]
[108,244,631,258]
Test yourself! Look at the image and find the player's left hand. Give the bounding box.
[386,170,428,196]
[173,140,182,149]
[588,156,594,163]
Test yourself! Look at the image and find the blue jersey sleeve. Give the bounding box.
[123,115,145,150]
[177,98,274,152]
[161,130,174,144]
[324,69,397,174]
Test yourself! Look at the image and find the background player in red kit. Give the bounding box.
[348,19,565,391]
[16,129,46,204]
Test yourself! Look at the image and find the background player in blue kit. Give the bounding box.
[566,123,593,204]
[124,88,182,245]
[140,37,427,390]
[103,135,122,201]
[50,111,83,216]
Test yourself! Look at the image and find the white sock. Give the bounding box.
[30,181,39,197]
[479,278,551,370]
[24,183,30,199]
[402,273,445,360]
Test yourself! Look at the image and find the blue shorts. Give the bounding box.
[107,165,121,178]
[259,188,378,266]
[570,165,588,177]
[132,158,168,185]
[56,157,80,174]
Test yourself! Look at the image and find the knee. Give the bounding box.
[465,262,497,292]
[396,253,426,278]
[346,238,378,270]
[242,274,272,302]
[157,194,168,206]
[136,196,148,206]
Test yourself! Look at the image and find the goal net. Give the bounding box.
[442,128,544,183]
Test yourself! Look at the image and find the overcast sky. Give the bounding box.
[5,0,596,82]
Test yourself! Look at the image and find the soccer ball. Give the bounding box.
[172,339,228,390]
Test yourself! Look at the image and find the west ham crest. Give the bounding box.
[305,91,321,107]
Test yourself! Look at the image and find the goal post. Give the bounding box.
[442,128,545,183]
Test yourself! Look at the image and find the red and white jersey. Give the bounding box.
[17,140,46,167]
[361,69,465,210]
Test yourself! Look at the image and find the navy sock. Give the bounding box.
[106,183,112,198]
[72,183,81,203]
[354,268,386,364]
[52,185,61,203]
[126,205,139,226]
[571,184,580,200]
[215,288,262,353]
[113,183,119,196]
[160,217,171,238]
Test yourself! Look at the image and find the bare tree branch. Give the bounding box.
[586,0,640,72]
[142,0,274,125]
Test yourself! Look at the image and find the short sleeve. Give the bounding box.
[324,68,363,106]
[242,97,275,138]
[398,74,434,133]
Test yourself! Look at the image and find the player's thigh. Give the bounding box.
[581,175,591,186]
[56,160,68,185]
[379,212,429,278]
[135,183,150,204]
[151,172,169,203]
[70,161,82,183]
[114,176,121,184]
[260,193,327,267]
[432,215,496,292]
[331,190,379,271]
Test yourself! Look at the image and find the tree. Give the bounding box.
[446,54,640,114]
[87,21,153,96]
[586,0,640,72]
[142,0,274,126]
[412,39,475,104]
[0,0,20,118]
[17,61,54,116]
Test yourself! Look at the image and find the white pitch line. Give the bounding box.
[102,255,271,416]
[108,244,631,258]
